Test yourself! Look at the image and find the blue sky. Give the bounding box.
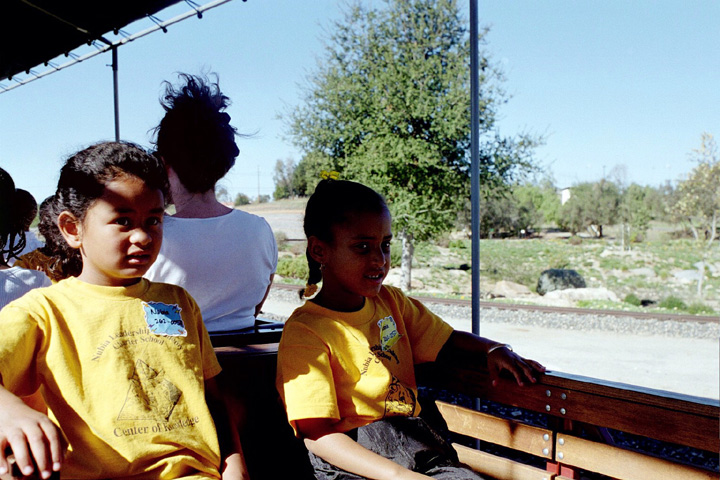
[1,0,718,204]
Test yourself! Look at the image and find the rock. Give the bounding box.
[491,280,533,298]
[543,287,619,303]
[672,269,701,283]
[537,269,586,296]
[629,267,656,278]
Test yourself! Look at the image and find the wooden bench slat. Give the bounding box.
[436,401,554,460]
[453,444,555,480]
[417,364,720,453]
[555,434,718,480]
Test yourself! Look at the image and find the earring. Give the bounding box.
[320,263,326,271]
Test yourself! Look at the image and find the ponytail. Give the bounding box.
[299,248,323,299]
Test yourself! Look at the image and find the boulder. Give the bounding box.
[537,269,586,296]
[543,287,619,303]
[491,280,534,298]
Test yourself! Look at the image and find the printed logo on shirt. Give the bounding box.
[142,302,187,337]
[383,375,417,417]
[117,359,181,422]
[377,315,401,351]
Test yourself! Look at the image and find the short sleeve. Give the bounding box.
[276,320,339,435]
[263,219,279,273]
[0,303,44,395]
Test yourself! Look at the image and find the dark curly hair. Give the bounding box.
[300,179,388,298]
[0,167,26,265]
[36,195,81,280]
[51,141,168,271]
[152,73,242,194]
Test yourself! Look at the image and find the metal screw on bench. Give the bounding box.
[546,390,551,397]
[546,404,551,411]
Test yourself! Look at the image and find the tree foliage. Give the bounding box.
[234,192,251,206]
[285,0,539,289]
[273,158,298,200]
[671,133,720,244]
[478,179,559,237]
[559,180,620,237]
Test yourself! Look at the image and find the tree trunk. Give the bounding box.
[399,230,414,292]
[697,260,705,297]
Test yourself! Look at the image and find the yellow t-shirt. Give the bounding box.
[276,285,454,436]
[0,277,222,479]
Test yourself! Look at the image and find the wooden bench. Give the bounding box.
[5,341,717,480]
[417,362,720,480]
[217,343,719,480]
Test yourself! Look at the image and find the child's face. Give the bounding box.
[314,208,392,311]
[74,175,164,287]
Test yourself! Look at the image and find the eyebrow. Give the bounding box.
[114,206,165,214]
[351,234,393,240]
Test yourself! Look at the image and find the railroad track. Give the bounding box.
[271,283,719,324]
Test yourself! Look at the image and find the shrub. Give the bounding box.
[448,239,468,250]
[624,293,642,306]
[234,193,251,206]
[274,231,288,249]
[686,302,715,315]
[568,235,582,246]
[276,256,309,280]
[658,296,687,311]
[390,242,402,268]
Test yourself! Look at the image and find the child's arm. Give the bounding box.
[204,377,249,480]
[436,331,546,387]
[0,384,63,479]
[298,418,430,480]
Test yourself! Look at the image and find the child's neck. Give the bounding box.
[312,291,366,313]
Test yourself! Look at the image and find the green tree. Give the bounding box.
[670,132,720,296]
[285,0,539,290]
[234,192,251,206]
[291,152,335,196]
[618,183,655,248]
[559,180,620,237]
[273,157,297,200]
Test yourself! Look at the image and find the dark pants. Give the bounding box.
[308,417,487,479]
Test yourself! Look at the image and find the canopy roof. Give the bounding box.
[1,0,183,82]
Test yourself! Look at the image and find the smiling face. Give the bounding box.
[60,174,165,287]
[310,208,392,312]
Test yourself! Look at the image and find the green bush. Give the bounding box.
[568,235,582,246]
[686,302,715,315]
[390,242,402,268]
[658,296,687,311]
[448,239,468,250]
[623,293,642,306]
[276,256,309,280]
[274,231,288,249]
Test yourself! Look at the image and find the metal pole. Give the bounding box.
[112,46,120,141]
[470,0,480,336]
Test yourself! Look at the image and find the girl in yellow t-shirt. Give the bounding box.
[0,142,247,480]
[277,179,545,480]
